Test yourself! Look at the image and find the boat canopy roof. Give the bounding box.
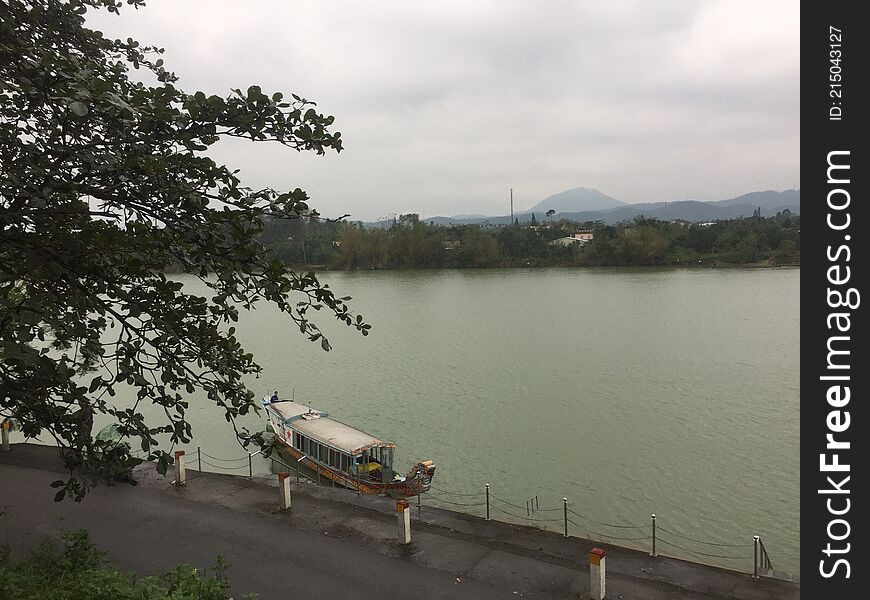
[267,400,395,455]
[268,400,325,422]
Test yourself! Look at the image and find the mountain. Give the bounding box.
[547,191,799,225]
[711,189,800,210]
[526,187,624,214]
[398,188,799,227]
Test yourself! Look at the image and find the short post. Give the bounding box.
[753,535,759,579]
[278,472,292,510]
[248,453,253,479]
[417,491,421,513]
[174,450,186,486]
[563,497,569,537]
[589,547,606,600]
[396,499,411,544]
[485,483,491,520]
[1,420,10,452]
[651,513,657,557]
[197,446,202,472]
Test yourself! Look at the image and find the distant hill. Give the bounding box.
[710,189,800,210]
[527,187,624,214]
[402,188,799,227]
[554,200,797,225]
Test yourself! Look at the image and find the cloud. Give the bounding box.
[87,0,799,220]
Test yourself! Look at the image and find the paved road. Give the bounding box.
[1,444,799,599]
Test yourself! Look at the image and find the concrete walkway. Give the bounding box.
[1,444,799,599]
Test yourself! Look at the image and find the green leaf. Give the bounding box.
[70,101,88,116]
[2,0,357,504]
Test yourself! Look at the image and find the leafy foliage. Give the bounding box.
[0,529,255,599]
[260,212,800,269]
[0,0,369,500]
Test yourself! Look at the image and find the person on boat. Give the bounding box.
[270,390,280,404]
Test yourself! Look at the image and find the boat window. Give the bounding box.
[340,453,348,472]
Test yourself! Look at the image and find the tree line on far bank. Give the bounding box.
[259,211,801,270]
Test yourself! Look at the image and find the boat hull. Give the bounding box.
[269,424,435,498]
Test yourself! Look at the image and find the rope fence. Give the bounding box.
[425,481,773,577]
[656,536,752,561]
[133,445,775,578]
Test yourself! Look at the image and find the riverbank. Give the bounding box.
[2,443,798,599]
[279,260,800,272]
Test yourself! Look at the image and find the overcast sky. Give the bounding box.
[87,1,799,222]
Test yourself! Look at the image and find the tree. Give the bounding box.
[0,0,369,500]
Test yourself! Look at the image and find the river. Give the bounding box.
[108,267,803,575]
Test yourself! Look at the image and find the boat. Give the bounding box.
[262,397,436,498]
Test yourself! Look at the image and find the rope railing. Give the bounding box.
[568,519,654,542]
[568,508,648,530]
[136,450,777,578]
[490,504,564,523]
[198,459,249,471]
[419,481,774,577]
[429,484,485,497]
[198,452,249,463]
[657,525,754,548]
[426,494,487,508]
[656,535,752,561]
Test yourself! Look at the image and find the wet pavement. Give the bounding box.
[1,444,799,599]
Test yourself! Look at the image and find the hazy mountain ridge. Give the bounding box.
[419,189,799,226]
[527,187,624,213]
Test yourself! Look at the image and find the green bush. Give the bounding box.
[0,530,256,600]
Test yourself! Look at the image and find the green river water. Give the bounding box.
[87,267,800,575]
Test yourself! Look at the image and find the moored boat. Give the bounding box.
[263,397,435,497]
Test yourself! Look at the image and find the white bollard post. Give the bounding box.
[589,547,606,600]
[1,420,10,452]
[174,450,186,486]
[396,499,411,544]
[279,472,292,510]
